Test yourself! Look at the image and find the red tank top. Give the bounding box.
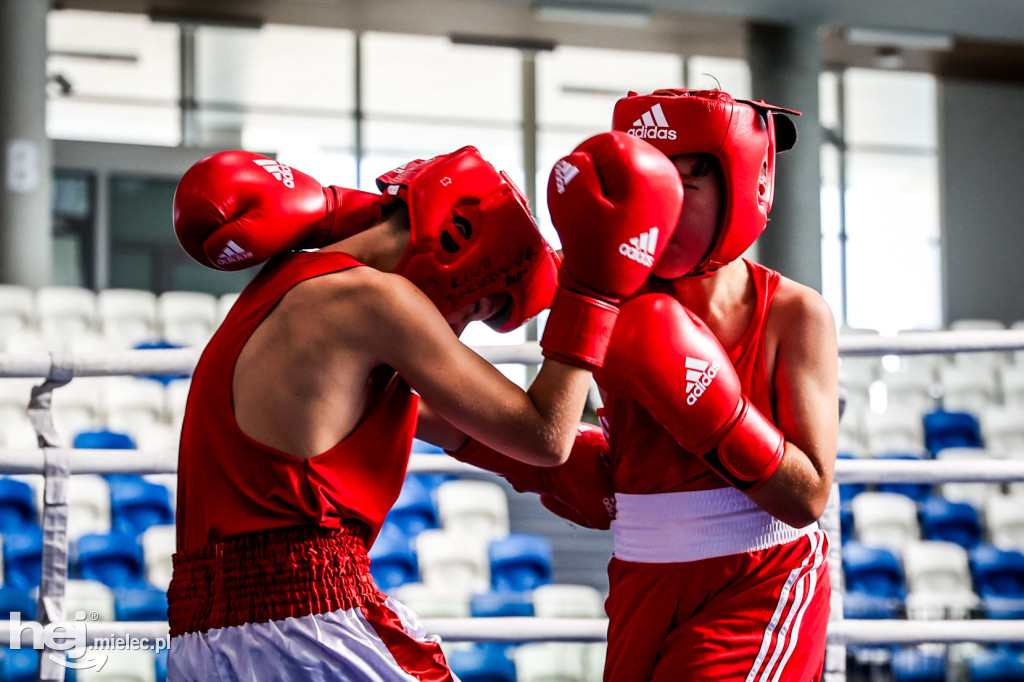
[603,259,780,494]
[175,251,419,552]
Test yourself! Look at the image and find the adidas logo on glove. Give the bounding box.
[628,104,678,141]
[253,158,296,189]
[619,228,658,267]
[685,356,719,405]
[216,239,254,267]
[552,160,580,194]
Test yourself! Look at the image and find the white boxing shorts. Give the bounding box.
[168,596,460,682]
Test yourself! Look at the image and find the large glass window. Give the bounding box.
[820,69,941,334]
[195,24,358,187]
[47,11,180,145]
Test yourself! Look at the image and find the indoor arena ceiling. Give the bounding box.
[53,0,1024,82]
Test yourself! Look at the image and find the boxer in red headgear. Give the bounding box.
[448,90,838,681]
[167,136,683,681]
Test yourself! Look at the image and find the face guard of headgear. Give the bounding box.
[376,147,560,332]
[612,89,800,277]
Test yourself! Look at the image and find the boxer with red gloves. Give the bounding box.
[167,137,680,682]
[450,90,838,682]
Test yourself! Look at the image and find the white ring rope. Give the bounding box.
[0,327,1022,381]
[1,617,1022,648]
[2,327,1024,658]
[0,451,1022,485]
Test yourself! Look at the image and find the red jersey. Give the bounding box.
[602,259,780,494]
[175,251,419,552]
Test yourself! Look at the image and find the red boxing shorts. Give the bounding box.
[604,489,830,681]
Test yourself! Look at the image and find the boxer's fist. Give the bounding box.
[596,294,785,491]
[173,151,381,270]
[541,132,683,369]
[448,422,615,530]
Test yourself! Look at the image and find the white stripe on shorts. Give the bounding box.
[745,529,826,682]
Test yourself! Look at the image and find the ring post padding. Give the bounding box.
[26,352,75,682]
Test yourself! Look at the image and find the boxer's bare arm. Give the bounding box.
[747,280,839,527]
[233,266,590,467]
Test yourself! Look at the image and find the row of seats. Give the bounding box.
[0,377,189,450]
[0,579,167,622]
[848,644,1024,682]
[1,524,174,591]
[0,285,239,352]
[1,647,166,682]
[0,475,175,540]
[839,405,1024,460]
[844,361,1024,416]
[843,491,1024,554]
[843,538,1024,620]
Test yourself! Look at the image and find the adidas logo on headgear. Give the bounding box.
[216,239,254,266]
[684,356,719,406]
[628,103,678,141]
[619,227,659,267]
[253,158,296,189]
[553,160,580,194]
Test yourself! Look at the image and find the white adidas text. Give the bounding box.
[253,159,296,189]
[686,361,720,406]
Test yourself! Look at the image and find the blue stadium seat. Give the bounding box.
[0,478,36,532]
[923,410,983,455]
[489,533,553,593]
[891,647,946,682]
[133,340,190,385]
[74,532,145,588]
[967,647,1024,681]
[843,591,902,620]
[156,646,168,682]
[0,647,40,682]
[875,453,934,502]
[0,587,34,620]
[471,590,535,618]
[920,495,983,549]
[114,586,168,621]
[3,527,43,588]
[73,428,135,450]
[843,540,904,599]
[447,643,516,682]
[411,438,444,455]
[840,501,854,542]
[385,476,439,537]
[108,475,174,536]
[368,524,418,592]
[971,544,1024,599]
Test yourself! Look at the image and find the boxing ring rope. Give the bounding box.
[2,327,1024,678]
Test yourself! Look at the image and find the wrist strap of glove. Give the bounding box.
[701,397,786,492]
[540,288,619,370]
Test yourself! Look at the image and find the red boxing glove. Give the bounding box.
[541,132,683,369]
[173,151,382,271]
[447,423,615,530]
[595,294,786,492]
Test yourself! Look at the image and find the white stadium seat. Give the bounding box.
[157,291,219,348]
[97,288,159,349]
[436,479,510,540]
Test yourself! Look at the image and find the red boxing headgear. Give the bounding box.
[612,89,799,276]
[376,147,559,332]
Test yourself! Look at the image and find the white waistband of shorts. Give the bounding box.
[611,487,817,563]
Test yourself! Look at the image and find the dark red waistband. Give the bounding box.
[168,522,382,636]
